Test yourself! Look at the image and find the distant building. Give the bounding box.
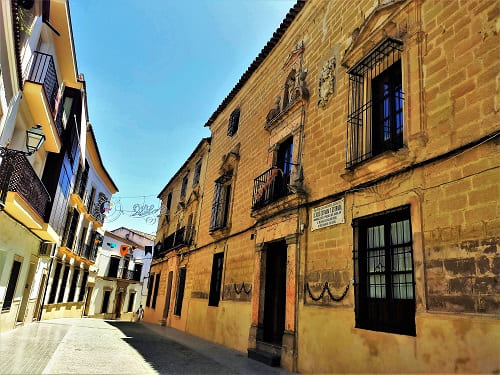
[144,137,210,327]
[86,227,154,320]
[41,124,118,320]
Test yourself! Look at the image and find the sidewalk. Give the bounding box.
[136,321,292,375]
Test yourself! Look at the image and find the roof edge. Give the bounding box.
[157,137,211,199]
[203,0,306,128]
[87,124,119,193]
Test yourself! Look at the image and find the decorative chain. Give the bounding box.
[234,282,252,295]
[305,281,350,302]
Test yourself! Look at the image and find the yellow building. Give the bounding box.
[0,0,118,329]
[0,0,82,331]
[145,137,211,330]
[149,0,499,373]
[41,124,119,320]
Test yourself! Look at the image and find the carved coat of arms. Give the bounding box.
[318,57,336,108]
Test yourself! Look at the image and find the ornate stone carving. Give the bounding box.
[264,42,308,130]
[318,56,336,108]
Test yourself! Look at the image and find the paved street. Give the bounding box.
[0,318,290,374]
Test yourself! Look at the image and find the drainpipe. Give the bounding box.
[38,255,54,321]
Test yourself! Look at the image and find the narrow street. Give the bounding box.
[0,318,290,374]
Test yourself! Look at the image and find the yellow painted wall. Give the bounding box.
[147,0,500,372]
[298,306,499,374]
[0,213,41,332]
[42,302,84,320]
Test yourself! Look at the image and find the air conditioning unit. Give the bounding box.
[39,242,56,257]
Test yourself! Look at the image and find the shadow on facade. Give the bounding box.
[105,321,233,374]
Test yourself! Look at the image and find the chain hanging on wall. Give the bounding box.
[234,282,252,295]
[305,281,350,302]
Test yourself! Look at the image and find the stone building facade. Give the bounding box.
[145,138,211,329]
[150,0,499,373]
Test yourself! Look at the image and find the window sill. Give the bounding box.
[354,324,416,337]
[209,225,231,239]
[341,146,410,186]
[251,191,305,221]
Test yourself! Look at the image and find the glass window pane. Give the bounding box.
[391,220,410,245]
[392,273,413,300]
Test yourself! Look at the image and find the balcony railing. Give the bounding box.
[26,51,62,136]
[154,226,194,259]
[0,153,51,220]
[252,167,291,210]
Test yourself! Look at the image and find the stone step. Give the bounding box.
[256,340,282,355]
[248,348,281,367]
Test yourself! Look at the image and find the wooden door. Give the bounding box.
[263,241,287,345]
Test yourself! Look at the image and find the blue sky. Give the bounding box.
[70,0,295,235]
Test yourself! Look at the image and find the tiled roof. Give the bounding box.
[203,0,306,127]
[111,227,156,241]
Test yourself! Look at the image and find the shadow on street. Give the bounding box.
[106,321,235,374]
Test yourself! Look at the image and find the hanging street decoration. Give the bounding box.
[106,195,165,226]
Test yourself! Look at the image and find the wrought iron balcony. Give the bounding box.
[154,226,194,259]
[119,268,135,280]
[0,153,50,220]
[26,51,63,136]
[252,167,291,210]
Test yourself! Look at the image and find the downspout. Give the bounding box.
[38,255,53,321]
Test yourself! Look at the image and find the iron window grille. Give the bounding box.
[353,206,416,336]
[107,257,120,278]
[78,271,88,302]
[57,265,70,303]
[227,108,240,136]
[180,172,189,199]
[174,268,187,316]
[48,262,62,304]
[67,270,79,302]
[146,273,154,307]
[209,172,232,232]
[165,192,172,211]
[208,253,224,307]
[193,159,202,187]
[2,260,21,311]
[0,152,51,220]
[152,273,161,309]
[347,38,404,169]
[133,264,143,281]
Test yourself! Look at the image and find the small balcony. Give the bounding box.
[154,226,194,259]
[252,167,291,210]
[119,268,137,281]
[23,51,62,153]
[0,153,58,242]
[84,202,104,228]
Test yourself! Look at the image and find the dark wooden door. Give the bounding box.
[114,292,122,318]
[163,271,173,318]
[263,241,287,345]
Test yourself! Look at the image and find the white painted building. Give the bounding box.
[0,0,86,331]
[41,123,118,320]
[86,228,154,320]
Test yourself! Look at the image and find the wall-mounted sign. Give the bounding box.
[120,244,129,257]
[311,198,344,231]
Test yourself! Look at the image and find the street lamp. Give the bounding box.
[25,125,45,155]
[0,125,45,157]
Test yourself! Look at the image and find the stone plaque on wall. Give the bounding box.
[311,198,344,231]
